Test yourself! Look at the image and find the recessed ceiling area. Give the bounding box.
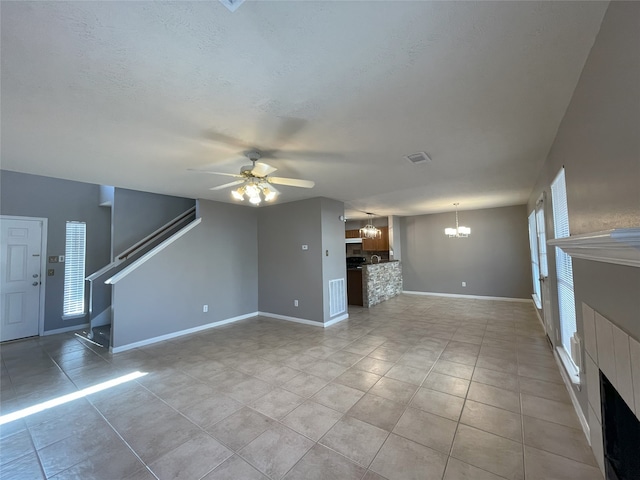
[0,1,608,219]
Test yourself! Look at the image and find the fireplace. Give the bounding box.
[600,372,640,480]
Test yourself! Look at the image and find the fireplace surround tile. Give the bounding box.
[582,303,598,363]
[588,404,604,475]
[584,304,640,479]
[594,313,616,383]
[611,324,635,414]
[585,353,601,423]
[630,337,640,416]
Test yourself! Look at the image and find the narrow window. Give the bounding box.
[551,168,577,367]
[535,206,548,278]
[63,221,86,318]
[527,210,541,308]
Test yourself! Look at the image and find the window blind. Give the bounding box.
[535,207,548,277]
[63,221,86,317]
[527,211,541,308]
[551,169,576,360]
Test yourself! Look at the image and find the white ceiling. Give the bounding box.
[0,1,608,219]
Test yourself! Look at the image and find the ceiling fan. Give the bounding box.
[196,150,315,205]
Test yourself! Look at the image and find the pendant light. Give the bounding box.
[445,203,471,238]
[360,213,381,239]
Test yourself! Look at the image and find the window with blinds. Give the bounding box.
[527,211,541,308]
[535,206,548,278]
[63,221,86,318]
[551,168,577,365]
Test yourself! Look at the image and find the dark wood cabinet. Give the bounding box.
[345,229,360,238]
[362,226,389,251]
[347,269,363,306]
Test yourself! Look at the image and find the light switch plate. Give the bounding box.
[58,255,65,262]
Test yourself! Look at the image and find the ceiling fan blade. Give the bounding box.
[256,149,343,160]
[272,117,307,148]
[269,177,315,188]
[251,162,278,177]
[209,180,246,191]
[203,129,253,149]
[188,168,244,178]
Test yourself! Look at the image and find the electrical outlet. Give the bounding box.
[294,300,299,307]
[462,281,466,287]
[203,305,208,313]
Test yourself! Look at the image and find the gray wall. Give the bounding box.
[112,187,195,258]
[320,198,348,323]
[526,2,640,414]
[401,205,532,299]
[258,198,324,323]
[0,170,111,332]
[112,200,258,348]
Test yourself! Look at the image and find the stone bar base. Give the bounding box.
[362,261,403,308]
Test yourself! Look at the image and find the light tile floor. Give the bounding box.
[0,295,603,479]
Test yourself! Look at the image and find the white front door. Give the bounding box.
[1,217,44,341]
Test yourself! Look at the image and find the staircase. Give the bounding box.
[84,205,197,348]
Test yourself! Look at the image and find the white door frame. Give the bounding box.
[1,215,48,337]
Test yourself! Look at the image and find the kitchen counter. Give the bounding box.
[347,261,403,307]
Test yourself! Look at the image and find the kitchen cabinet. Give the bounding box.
[362,226,389,251]
[347,269,363,306]
[345,229,360,238]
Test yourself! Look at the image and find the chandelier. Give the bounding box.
[360,213,381,239]
[445,203,471,238]
[231,179,279,206]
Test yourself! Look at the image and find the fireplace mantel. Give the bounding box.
[547,227,640,268]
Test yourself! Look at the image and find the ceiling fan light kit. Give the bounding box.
[196,151,314,206]
[445,203,471,238]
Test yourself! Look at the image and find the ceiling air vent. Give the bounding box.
[405,152,431,165]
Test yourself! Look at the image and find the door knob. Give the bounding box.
[33,274,39,278]
[32,282,39,286]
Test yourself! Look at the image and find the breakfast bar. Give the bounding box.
[347,260,403,307]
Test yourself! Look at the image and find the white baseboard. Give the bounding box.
[43,323,90,336]
[403,291,533,303]
[533,306,545,331]
[258,311,324,327]
[111,309,351,354]
[110,312,258,353]
[91,306,112,328]
[554,349,590,441]
[258,311,349,328]
[324,313,349,327]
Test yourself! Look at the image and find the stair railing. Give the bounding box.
[85,205,196,339]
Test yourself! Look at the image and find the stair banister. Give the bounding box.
[84,205,197,340]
